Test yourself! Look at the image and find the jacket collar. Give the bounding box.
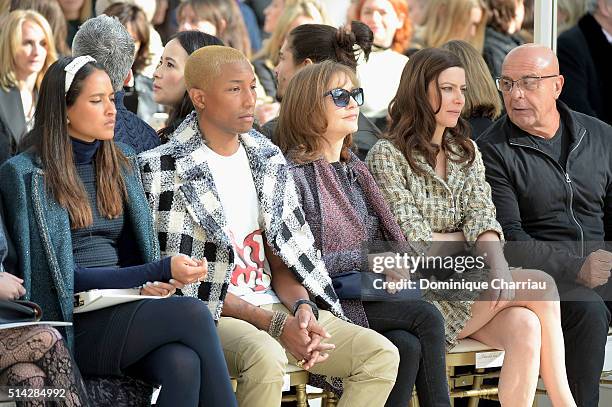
[0,87,26,143]
[167,112,287,245]
[506,101,586,149]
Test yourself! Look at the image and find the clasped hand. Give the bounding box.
[280,307,335,370]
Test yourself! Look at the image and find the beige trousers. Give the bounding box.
[218,303,399,407]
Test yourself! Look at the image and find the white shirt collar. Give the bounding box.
[602,27,612,43]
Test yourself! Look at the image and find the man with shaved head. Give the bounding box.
[138,46,399,407]
[478,44,612,406]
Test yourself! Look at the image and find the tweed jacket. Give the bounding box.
[138,112,345,321]
[0,143,160,339]
[366,137,503,243]
[367,137,503,349]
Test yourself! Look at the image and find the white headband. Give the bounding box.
[65,55,97,95]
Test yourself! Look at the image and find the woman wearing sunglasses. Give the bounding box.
[276,60,451,407]
[366,48,575,407]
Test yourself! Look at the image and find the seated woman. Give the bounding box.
[414,0,488,51]
[354,0,410,130]
[0,10,57,165]
[153,30,223,142]
[252,0,330,100]
[104,2,160,124]
[276,60,450,407]
[440,40,502,139]
[0,56,237,407]
[176,0,251,58]
[0,202,89,406]
[366,48,576,407]
[265,21,379,159]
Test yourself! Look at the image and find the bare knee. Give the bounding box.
[500,307,542,354]
[514,268,560,301]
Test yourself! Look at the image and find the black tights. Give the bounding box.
[120,297,236,407]
[363,300,451,407]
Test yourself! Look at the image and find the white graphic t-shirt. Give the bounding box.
[202,142,280,306]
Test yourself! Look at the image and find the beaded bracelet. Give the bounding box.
[268,310,289,338]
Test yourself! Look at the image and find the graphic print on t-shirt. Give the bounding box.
[230,229,269,292]
[202,142,280,305]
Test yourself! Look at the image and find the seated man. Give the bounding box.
[478,43,612,407]
[72,15,160,153]
[139,45,399,407]
[557,0,612,125]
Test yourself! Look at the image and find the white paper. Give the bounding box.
[282,374,291,392]
[475,350,505,369]
[74,288,168,314]
[0,321,72,331]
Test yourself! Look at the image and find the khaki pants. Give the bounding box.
[219,303,399,407]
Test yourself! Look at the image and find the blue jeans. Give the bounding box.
[363,300,451,407]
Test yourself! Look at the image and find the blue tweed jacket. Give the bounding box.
[0,143,160,327]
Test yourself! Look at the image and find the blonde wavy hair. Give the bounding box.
[0,9,57,91]
[422,0,488,51]
[254,0,330,66]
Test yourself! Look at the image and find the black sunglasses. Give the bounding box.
[324,87,364,107]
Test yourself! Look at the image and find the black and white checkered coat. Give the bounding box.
[138,113,345,321]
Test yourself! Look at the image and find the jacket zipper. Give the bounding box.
[508,128,586,256]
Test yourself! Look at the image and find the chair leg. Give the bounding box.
[322,390,338,407]
[409,386,419,407]
[447,366,455,407]
[295,384,308,407]
[467,368,484,407]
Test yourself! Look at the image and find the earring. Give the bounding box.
[66,117,70,124]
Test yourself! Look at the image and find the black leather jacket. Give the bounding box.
[477,102,612,282]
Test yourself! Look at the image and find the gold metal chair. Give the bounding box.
[230,364,338,407]
[445,338,503,407]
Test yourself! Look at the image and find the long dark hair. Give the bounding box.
[30,57,129,229]
[387,48,475,175]
[288,21,374,70]
[158,31,224,142]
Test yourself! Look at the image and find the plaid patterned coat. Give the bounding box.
[138,113,345,321]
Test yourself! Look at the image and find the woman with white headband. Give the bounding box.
[0,55,237,407]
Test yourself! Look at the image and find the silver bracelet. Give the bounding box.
[268,310,289,338]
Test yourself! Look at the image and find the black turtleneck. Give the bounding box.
[69,137,172,292]
[71,137,100,165]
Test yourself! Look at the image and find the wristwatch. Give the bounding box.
[292,299,319,320]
